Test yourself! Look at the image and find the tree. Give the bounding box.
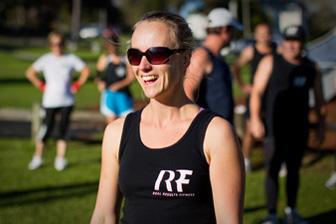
[304,0,336,39]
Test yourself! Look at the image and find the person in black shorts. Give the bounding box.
[250,25,325,224]
[26,31,90,171]
[91,11,245,224]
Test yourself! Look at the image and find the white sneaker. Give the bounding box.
[54,157,68,171]
[325,171,336,189]
[284,207,309,224]
[244,157,251,173]
[28,155,43,170]
[279,163,287,177]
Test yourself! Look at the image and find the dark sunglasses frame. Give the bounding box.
[127,47,185,65]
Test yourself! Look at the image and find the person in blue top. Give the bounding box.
[184,7,243,125]
[91,11,245,224]
[95,34,134,124]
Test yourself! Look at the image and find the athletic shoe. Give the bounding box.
[28,155,43,170]
[261,213,278,224]
[283,207,309,224]
[54,157,68,171]
[244,157,251,173]
[279,163,287,177]
[325,171,336,189]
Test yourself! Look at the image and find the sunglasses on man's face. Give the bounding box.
[127,47,185,66]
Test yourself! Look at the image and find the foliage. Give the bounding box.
[305,0,336,40]
[1,0,335,43]
[119,0,167,28]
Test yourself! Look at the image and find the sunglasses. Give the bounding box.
[127,47,185,66]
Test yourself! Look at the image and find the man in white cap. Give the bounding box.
[250,25,325,224]
[184,7,242,125]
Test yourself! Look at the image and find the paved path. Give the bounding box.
[0,107,105,122]
[0,100,335,150]
[0,108,106,139]
[0,101,149,139]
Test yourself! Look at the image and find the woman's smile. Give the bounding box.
[142,75,159,84]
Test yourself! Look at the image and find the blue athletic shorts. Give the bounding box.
[100,90,134,117]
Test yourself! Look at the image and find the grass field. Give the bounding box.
[0,137,335,224]
[1,41,335,223]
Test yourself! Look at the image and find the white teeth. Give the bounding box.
[142,75,158,81]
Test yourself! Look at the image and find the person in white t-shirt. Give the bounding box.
[26,31,90,171]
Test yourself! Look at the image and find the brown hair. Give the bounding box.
[132,11,195,51]
[47,31,66,47]
[104,35,120,54]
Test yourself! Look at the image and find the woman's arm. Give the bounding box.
[71,65,91,93]
[90,118,125,224]
[25,66,45,91]
[95,55,108,92]
[204,117,245,224]
[250,55,273,139]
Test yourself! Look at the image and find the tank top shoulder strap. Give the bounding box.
[200,46,214,58]
[119,109,143,159]
[187,109,219,159]
[106,55,113,64]
[120,55,126,64]
[192,109,218,138]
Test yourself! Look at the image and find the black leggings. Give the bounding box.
[264,137,307,213]
[36,106,73,142]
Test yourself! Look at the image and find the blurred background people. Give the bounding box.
[232,23,279,173]
[250,25,325,224]
[95,33,134,124]
[26,31,90,171]
[184,7,243,125]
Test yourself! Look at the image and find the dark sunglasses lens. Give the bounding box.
[148,48,172,65]
[127,49,142,65]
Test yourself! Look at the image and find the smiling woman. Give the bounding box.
[90,11,245,224]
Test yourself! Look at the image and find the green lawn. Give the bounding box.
[0,137,335,224]
[0,138,101,224]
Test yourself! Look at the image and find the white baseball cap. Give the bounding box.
[207,8,243,30]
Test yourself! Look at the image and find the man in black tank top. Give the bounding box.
[232,23,278,173]
[184,8,243,124]
[250,25,325,224]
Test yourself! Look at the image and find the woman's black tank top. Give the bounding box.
[118,109,218,223]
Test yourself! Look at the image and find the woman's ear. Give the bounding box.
[183,50,191,69]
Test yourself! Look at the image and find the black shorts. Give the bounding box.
[36,106,73,142]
